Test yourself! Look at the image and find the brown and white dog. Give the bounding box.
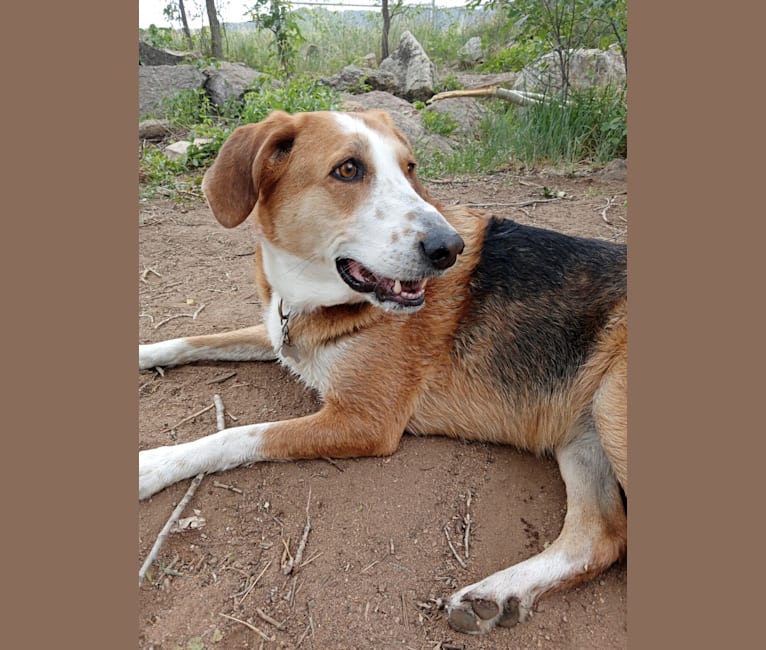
[139,110,627,635]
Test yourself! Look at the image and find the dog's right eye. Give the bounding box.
[332,159,363,182]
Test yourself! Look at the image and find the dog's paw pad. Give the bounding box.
[471,598,499,620]
[446,593,524,634]
[446,602,482,634]
[497,596,521,628]
[446,594,501,634]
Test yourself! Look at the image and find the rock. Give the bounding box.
[425,98,487,141]
[323,65,397,94]
[598,158,627,181]
[139,41,187,66]
[457,37,484,66]
[366,69,398,94]
[204,61,266,108]
[139,119,173,141]
[451,71,517,90]
[139,64,206,118]
[362,53,378,68]
[513,47,626,95]
[323,65,369,91]
[163,138,214,162]
[379,31,437,102]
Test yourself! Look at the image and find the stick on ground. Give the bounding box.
[139,395,228,586]
[139,472,205,586]
[282,487,313,575]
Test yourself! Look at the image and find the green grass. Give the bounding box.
[505,86,627,166]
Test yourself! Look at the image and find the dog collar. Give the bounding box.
[278,299,299,361]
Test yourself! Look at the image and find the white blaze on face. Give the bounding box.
[332,113,450,280]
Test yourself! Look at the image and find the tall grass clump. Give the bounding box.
[507,85,627,165]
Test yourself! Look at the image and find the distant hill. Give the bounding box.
[222,5,488,32]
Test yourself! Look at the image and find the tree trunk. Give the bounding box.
[205,0,223,59]
[381,0,391,60]
[178,0,193,50]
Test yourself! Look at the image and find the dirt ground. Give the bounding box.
[139,169,628,650]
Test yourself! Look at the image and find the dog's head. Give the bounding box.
[202,110,464,313]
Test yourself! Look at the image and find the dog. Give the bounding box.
[139,109,627,635]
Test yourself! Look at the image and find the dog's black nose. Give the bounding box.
[421,231,465,270]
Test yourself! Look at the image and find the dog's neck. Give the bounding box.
[255,244,383,353]
[257,240,363,314]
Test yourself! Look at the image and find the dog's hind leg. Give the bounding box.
[139,324,277,370]
[444,426,627,635]
[593,352,628,493]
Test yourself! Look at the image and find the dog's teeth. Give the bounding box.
[393,280,402,294]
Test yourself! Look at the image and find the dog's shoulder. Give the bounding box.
[473,216,626,299]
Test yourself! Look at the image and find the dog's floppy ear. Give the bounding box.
[202,111,296,228]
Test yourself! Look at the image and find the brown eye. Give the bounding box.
[332,159,362,182]
[407,161,416,174]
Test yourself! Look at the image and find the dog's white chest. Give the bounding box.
[265,297,343,396]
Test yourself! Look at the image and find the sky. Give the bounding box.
[138,0,465,29]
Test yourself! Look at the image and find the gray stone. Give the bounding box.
[139,41,187,66]
[323,65,398,95]
[323,65,369,92]
[513,47,626,95]
[379,31,437,102]
[425,97,487,141]
[457,37,484,65]
[164,138,214,161]
[139,119,173,141]
[204,61,266,108]
[139,64,206,118]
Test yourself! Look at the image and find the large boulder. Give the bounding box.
[513,46,626,95]
[139,64,206,117]
[139,41,187,66]
[379,31,437,102]
[204,61,266,108]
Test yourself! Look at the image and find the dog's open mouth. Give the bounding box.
[336,258,427,307]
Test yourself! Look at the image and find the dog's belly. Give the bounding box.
[407,371,586,454]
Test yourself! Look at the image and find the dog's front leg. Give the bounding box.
[139,324,277,370]
[139,401,407,500]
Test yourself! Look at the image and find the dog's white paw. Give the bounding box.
[139,339,191,370]
[139,446,186,500]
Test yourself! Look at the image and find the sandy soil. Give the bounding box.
[139,169,627,650]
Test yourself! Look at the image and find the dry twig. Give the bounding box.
[163,403,214,432]
[140,395,229,586]
[463,490,472,560]
[213,480,243,494]
[282,487,313,575]
[138,472,205,586]
[443,525,467,570]
[219,613,275,642]
[236,560,272,605]
[205,371,237,385]
[255,607,287,630]
[153,303,206,330]
[463,198,563,208]
[213,394,225,431]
